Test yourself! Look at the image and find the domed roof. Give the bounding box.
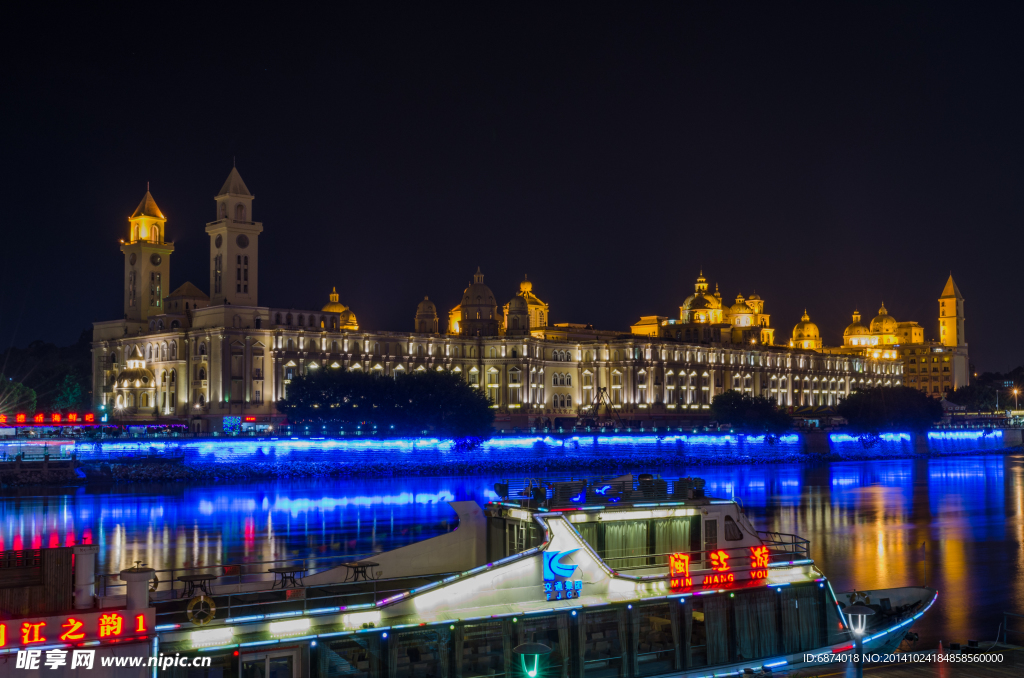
[869,303,897,334]
[508,295,528,312]
[339,309,358,327]
[116,367,154,386]
[748,292,761,300]
[322,287,349,313]
[519,276,533,293]
[792,310,820,339]
[461,267,497,308]
[688,295,712,310]
[844,310,869,336]
[416,296,437,315]
[729,295,751,314]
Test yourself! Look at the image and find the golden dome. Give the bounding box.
[338,309,358,330]
[322,287,349,314]
[519,275,533,293]
[729,294,751,314]
[869,303,897,334]
[416,296,437,315]
[844,309,869,336]
[792,310,820,340]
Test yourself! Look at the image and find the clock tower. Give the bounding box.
[206,167,262,306]
[122,188,174,322]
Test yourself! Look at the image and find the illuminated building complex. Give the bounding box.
[93,170,911,432]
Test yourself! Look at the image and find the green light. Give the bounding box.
[521,656,539,678]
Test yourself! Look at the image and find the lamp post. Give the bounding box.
[1014,388,1019,411]
[844,603,875,678]
[513,643,552,678]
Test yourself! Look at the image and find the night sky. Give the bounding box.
[2,4,1021,371]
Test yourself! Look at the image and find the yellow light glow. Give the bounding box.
[269,618,311,636]
[344,611,381,629]
[191,627,234,646]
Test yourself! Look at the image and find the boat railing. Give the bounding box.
[756,530,811,560]
[493,475,711,508]
[602,539,809,573]
[152,572,458,626]
[1002,611,1024,645]
[96,553,380,597]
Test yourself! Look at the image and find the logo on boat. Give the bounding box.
[543,549,583,601]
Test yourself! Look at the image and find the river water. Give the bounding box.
[0,453,1020,649]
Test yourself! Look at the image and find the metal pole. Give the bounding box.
[855,632,864,678]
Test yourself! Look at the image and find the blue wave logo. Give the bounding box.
[543,549,580,581]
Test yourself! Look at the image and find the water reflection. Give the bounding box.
[0,454,1020,647]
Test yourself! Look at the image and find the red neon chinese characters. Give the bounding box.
[16,414,26,424]
[0,624,6,647]
[668,552,693,589]
[98,613,123,638]
[709,550,730,572]
[21,622,46,644]
[750,546,770,569]
[60,618,85,641]
[84,413,95,423]
[68,413,78,423]
[33,414,44,423]
[135,614,147,633]
[669,553,690,578]
[244,416,256,422]
[51,414,61,423]
[0,415,6,424]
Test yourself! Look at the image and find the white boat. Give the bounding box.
[155,474,936,677]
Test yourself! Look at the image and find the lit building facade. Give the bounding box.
[93,171,903,432]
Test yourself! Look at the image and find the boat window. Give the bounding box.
[516,615,568,678]
[633,603,679,675]
[734,589,777,659]
[723,516,743,541]
[704,520,718,568]
[781,586,825,653]
[687,599,707,668]
[704,596,730,665]
[392,629,449,678]
[574,517,700,570]
[319,635,381,678]
[582,609,627,678]
[461,622,507,678]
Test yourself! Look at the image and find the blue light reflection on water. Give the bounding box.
[0,452,1020,648]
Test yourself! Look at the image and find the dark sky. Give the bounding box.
[2,4,1021,371]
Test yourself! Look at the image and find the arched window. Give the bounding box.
[374,342,380,355]
[511,317,519,329]
[298,314,305,326]
[170,369,176,383]
[146,345,152,360]
[566,374,572,387]
[198,393,206,406]
[309,316,316,328]
[471,347,477,358]
[199,368,206,380]
[141,393,148,407]
[511,348,518,358]
[418,345,425,356]
[199,343,207,355]
[235,204,246,220]
[566,395,572,408]
[276,313,283,324]
[157,320,164,331]
[160,343,167,360]
[320,316,326,328]
[288,338,295,350]
[613,350,620,361]
[219,204,227,219]
[332,341,339,353]
[170,342,177,359]
[171,320,180,329]
[488,347,496,358]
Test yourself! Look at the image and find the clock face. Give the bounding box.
[129,253,137,266]
[236,234,249,249]
[215,235,223,249]
[150,253,162,266]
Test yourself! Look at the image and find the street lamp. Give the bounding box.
[513,643,552,678]
[844,603,875,678]
[1014,388,1019,411]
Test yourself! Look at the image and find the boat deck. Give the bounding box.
[781,645,1023,678]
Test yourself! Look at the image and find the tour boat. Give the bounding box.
[155,474,936,677]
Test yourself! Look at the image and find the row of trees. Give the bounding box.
[710,386,944,435]
[279,369,495,439]
[944,365,1023,411]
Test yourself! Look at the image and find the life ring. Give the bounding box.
[187,595,217,626]
[149,574,159,592]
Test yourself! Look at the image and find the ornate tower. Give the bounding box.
[121,187,174,322]
[206,167,263,306]
[939,274,965,347]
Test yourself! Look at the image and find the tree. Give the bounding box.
[836,386,943,434]
[50,373,86,412]
[0,379,36,415]
[944,383,997,411]
[278,368,494,439]
[710,390,793,435]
